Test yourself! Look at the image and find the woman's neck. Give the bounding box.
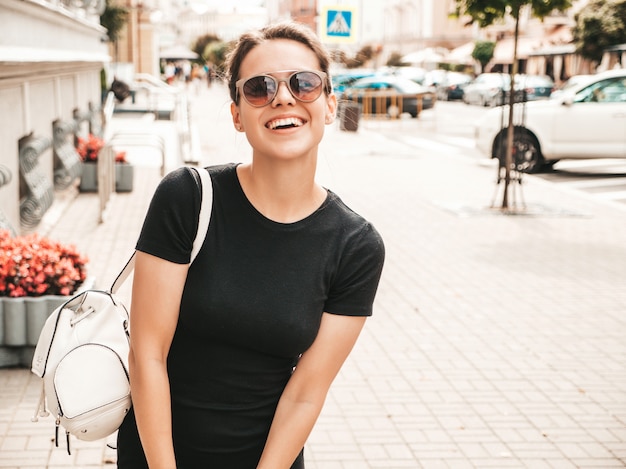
[236,159,326,223]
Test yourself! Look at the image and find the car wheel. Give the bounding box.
[494,129,544,174]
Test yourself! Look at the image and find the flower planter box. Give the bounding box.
[79,161,98,192]
[79,162,134,193]
[115,162,134,192]
[0,277,95,368]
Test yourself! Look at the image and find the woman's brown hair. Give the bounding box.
[225,21,333,104]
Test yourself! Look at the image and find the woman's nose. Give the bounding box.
[272,80,296,106]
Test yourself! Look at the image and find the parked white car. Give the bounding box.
[475,68,626,173]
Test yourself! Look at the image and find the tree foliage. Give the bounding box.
[192,34,221,62]
[345,45,376,68]
[99,0,128,43]
[386,52,406,67]
[99,0,127,43]
[472,40,496,72]
[452,0,572,27]
[204,41,231,74]
[572,0,626,65]
[453,0,572,210]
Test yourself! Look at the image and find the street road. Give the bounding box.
[364,100,626,210]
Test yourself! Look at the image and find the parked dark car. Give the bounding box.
[514,74,555,101]
[341,75,434,118]
[435,72,473,101]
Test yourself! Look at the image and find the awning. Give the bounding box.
[160,45,199,60]
[492,37,543,64]
[528,44,576,57]
[446,42,475,64]
[401,47,449,66]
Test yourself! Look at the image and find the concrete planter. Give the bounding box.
[79,161,98,192]
[79,162,134,193]
[115,162,134,192]
[0,277,95,368]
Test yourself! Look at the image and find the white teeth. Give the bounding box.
[267,117,304,129]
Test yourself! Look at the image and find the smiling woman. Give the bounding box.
[116,21,385,469]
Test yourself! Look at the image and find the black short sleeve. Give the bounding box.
[135,167,201,264]
[324,222,385,317]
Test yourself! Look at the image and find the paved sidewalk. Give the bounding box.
[1,83,625,468]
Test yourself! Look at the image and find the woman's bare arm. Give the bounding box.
[256,312,367,469]
[128,251,189,469]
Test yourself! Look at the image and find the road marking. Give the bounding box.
[554,159,626,171]
[399,136,465,154]
[562,178,626,189]
[593,190,626,201]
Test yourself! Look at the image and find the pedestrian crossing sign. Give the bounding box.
[320,6,357,44]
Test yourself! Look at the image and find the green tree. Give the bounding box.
[346,45,376,69]
[472,40,496,73]
[99,0,128,63]
[99,0,128,43]
[386,51,406,67]
[572,0,626,65]
[204,41,231,77]
[192,34,221,62]
[453,0,572,210]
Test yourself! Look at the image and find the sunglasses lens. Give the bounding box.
[290,72,323,102]
[242,76,277,106]
[240,71,325,106]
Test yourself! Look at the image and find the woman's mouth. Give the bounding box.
[266,117,305,130]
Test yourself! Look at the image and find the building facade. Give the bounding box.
[0,0,109,234]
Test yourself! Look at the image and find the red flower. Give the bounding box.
[0,230,89,298]
[76,134,127,164]
[115,151,128,163]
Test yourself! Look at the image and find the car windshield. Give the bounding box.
[561,75,593,91]
[574,77,626,103]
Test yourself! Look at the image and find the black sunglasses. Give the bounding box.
[235,70,327,107]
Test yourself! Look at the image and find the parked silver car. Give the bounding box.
[462,73,510,107]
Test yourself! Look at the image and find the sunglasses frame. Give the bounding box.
[235,70,328,107]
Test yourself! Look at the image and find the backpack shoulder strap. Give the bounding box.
[110,166,213,294]
[189,166,212,263]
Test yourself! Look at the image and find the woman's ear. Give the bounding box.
[230,102,244,132]
[325,93,337,125]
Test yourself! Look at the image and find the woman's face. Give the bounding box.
[231,39,336,163]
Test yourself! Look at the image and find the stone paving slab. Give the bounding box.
[0,84,625,468]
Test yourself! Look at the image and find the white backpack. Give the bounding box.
[30,167,212,452]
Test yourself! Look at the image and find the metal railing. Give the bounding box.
[132,74,193,163]
[108,132,166,177]
[345,91,435,119]
[97,92,116,224]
